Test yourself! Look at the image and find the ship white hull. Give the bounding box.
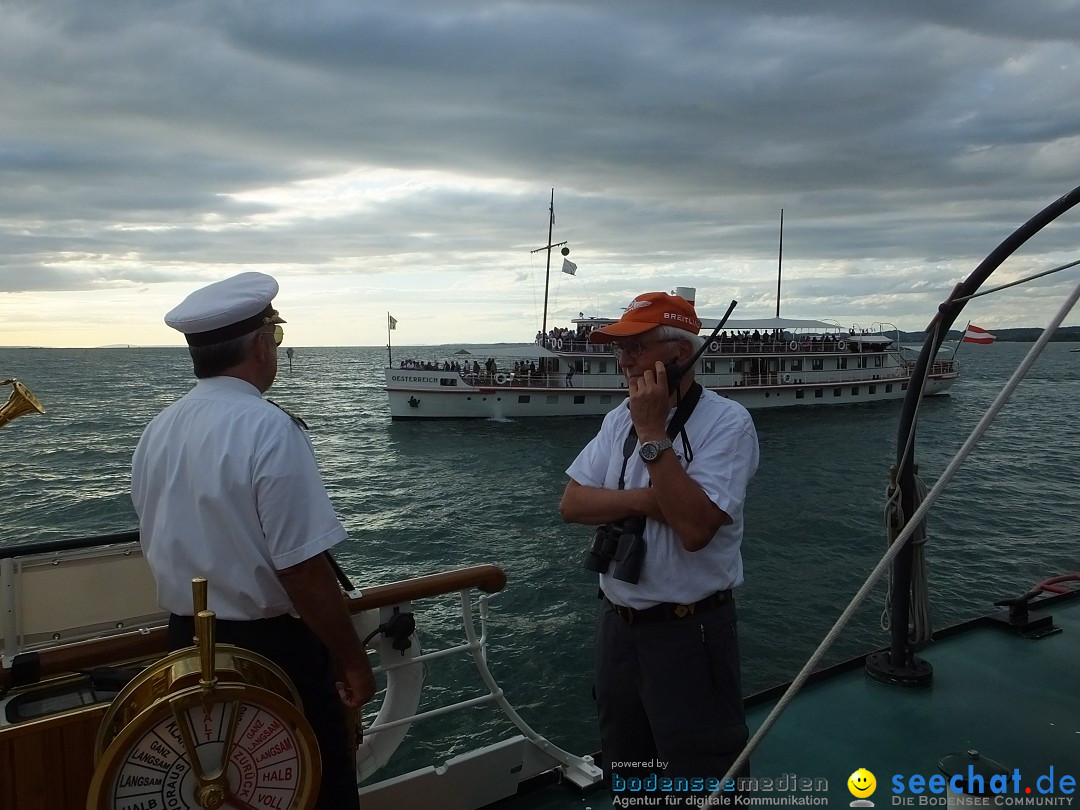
[386,368,959,420]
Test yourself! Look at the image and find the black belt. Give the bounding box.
[605,590,732,625]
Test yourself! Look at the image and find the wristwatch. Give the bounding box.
[639,437,673,463]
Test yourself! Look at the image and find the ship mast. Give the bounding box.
[531,188,567,343]
[775,208,784,318]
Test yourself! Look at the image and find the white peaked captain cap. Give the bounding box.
[165,271,286,347]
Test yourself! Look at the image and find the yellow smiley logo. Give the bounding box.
[848,768,877,798]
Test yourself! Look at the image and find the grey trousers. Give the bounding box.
[596,596,748,801]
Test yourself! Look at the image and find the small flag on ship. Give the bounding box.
[561,258,577,276]
[962,323,995,344]
[388,314,398,330]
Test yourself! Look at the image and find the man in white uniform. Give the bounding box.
[560,291,759,805]
[132,271,373,810]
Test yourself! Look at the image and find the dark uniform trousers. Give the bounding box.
[595,595,748,806]
[169,613,361,810]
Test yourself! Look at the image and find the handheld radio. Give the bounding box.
[663,299,738,392]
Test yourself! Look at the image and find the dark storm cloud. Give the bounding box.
[1,0,1078,331]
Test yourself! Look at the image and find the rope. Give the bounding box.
[882,468,932,644]
[711,272,1080,798]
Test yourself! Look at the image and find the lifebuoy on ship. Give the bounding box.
[837,340,847,350]
[556,339,563,350]
[788,340,798,351]
[710,340,720,353]
[354,613,424,782]
[782,374,791,383]
[494,373,509,385]
[894,367,904,377]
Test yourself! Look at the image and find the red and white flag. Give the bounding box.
[962,324,996,344]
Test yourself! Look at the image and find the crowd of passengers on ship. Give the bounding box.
[535,323,863,355]
[397,357,568,386]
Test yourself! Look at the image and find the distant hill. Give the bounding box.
[895,326,1080,343]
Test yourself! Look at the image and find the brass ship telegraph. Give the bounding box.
[88,579,321,810]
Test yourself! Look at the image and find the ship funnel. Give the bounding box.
[673,287,696,305]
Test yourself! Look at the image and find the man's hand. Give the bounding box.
[336,656,376,709]
[628,361,672,440]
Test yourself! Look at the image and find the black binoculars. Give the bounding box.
[582,517,647,583]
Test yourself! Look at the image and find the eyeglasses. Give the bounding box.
[610,337,680,361]
[269,324,284,346]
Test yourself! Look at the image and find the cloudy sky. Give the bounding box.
[3,0,1080,348]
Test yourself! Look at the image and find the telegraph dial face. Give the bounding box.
[88,682,320,810]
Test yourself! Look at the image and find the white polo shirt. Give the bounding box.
[132,376,348,620]
[566,388,759,610]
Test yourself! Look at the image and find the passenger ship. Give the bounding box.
[384,286,960,420]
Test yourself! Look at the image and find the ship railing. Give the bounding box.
[348,567,602,794]
[730,370,907,387]
[549,336,898,357]
[701,338,857,355]
[929,360,958,375]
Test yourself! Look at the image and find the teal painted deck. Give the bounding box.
[499,590,1080,808]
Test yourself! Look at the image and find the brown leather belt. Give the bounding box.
[605,589,732,625]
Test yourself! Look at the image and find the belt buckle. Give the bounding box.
[673,603,694,619]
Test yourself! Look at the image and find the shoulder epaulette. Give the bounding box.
[266,398,309,430]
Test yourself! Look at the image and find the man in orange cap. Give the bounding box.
[560,291,759,803]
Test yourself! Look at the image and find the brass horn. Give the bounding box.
[0,379,46,428]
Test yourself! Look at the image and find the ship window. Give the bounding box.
[790,358,803,371]
[582,361,591,374]
[704,360,715,374]
[574,395,586,404]
[812,358,823,371]
[6,681,116,722]
[869,385,876,394]
[439,377,458,387]
[796,389,805,399]
[885,384,893,393]
[837,357,848,370]
[874,356,884,367]
[518,395,530,403]
[857,357,868,369]
[815,389,823,398]
[852,387,859,395]
[834,388,842,397]
[598,361,608,373]
[901,382,908,391]
[545,395,559,404]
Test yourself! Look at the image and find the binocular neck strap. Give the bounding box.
[616,382,704,489]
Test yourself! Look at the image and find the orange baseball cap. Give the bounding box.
[588,291,702,343]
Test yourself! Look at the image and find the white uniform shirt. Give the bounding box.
[566,388,759,610]
[132,376,347,620]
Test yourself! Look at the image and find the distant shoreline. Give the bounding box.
[2,327,1080,351]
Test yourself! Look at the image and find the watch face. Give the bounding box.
[640,440,669,462]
